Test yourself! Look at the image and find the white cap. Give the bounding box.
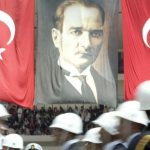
[25,143,43,150]
[135,80,150,110]
[0,104,10,119]
[115,101,149,126]
[2,134,23,149]
[93,112,120,135]
[116,100,141,111]
[82,127,102,144]
[49,113,83,134]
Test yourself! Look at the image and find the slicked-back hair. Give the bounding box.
[53,0,105,31]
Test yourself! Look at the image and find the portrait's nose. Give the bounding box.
[79,31,90,49]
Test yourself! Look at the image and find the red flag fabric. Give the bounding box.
[0,0,35,108]
[122,0,150,100]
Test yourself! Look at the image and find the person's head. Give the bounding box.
[49,113,83,144]
[2,134,23,150]
[118,118,146,141]
[135,80,150,117]
[0,104,10,119]
[25,143,43,150]
[82,127,103,150]
[0,120,9,135]
[93,112,120,144]
[115,101,149,141]
[52,0,105,72]
[0,104,10,135]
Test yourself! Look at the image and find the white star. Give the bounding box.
[0,48,5,60]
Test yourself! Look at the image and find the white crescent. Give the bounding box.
[0,10,15,45]
[142,18,150,48]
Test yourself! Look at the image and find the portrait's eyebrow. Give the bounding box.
[69,27,82,30]
[90,29,103,32]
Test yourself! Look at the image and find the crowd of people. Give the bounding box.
[0,80,150,150]
[47,80,150,150]
[5,104,109,135]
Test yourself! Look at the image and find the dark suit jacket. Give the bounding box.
[50,61,116,107]
[113,143,127,150]
[127,130,150,150]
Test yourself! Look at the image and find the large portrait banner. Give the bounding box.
[35,0,119,107]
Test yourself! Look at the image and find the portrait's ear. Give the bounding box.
[51,28,61,49]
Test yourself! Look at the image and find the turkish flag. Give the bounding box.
[122,0,150,100]
[0,0,35,108]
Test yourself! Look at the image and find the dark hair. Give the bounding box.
[53,0,105,31]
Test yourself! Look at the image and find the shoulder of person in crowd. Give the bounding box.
[133,130,150,150]
[113,143,127,150]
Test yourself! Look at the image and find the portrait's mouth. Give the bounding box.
[76,49,93,55]
[78,52,93,57]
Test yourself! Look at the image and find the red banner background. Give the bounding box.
[122,0,150,100]
[0,0,35,108]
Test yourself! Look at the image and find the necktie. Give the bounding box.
[79,76,95,102]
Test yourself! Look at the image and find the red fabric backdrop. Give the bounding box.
[122,0,150,100]
[0,0,35,108]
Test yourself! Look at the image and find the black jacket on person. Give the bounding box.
[113,143,127,150]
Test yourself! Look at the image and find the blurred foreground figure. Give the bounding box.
[0,104,10,149]
[82,127,103,150]
[115,101,149,150]
[50,113,84,150]
[134,80,150,150]
[25,143,43,150]
[2,133,23,150]
[135,80,150,120]
[93,112,126,150]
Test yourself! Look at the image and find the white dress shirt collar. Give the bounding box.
[58,57,91,76]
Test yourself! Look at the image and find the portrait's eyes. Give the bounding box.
[90,30,103,38]
[70,29,82,36]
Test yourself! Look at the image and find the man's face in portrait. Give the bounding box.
[52,4,104,72]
